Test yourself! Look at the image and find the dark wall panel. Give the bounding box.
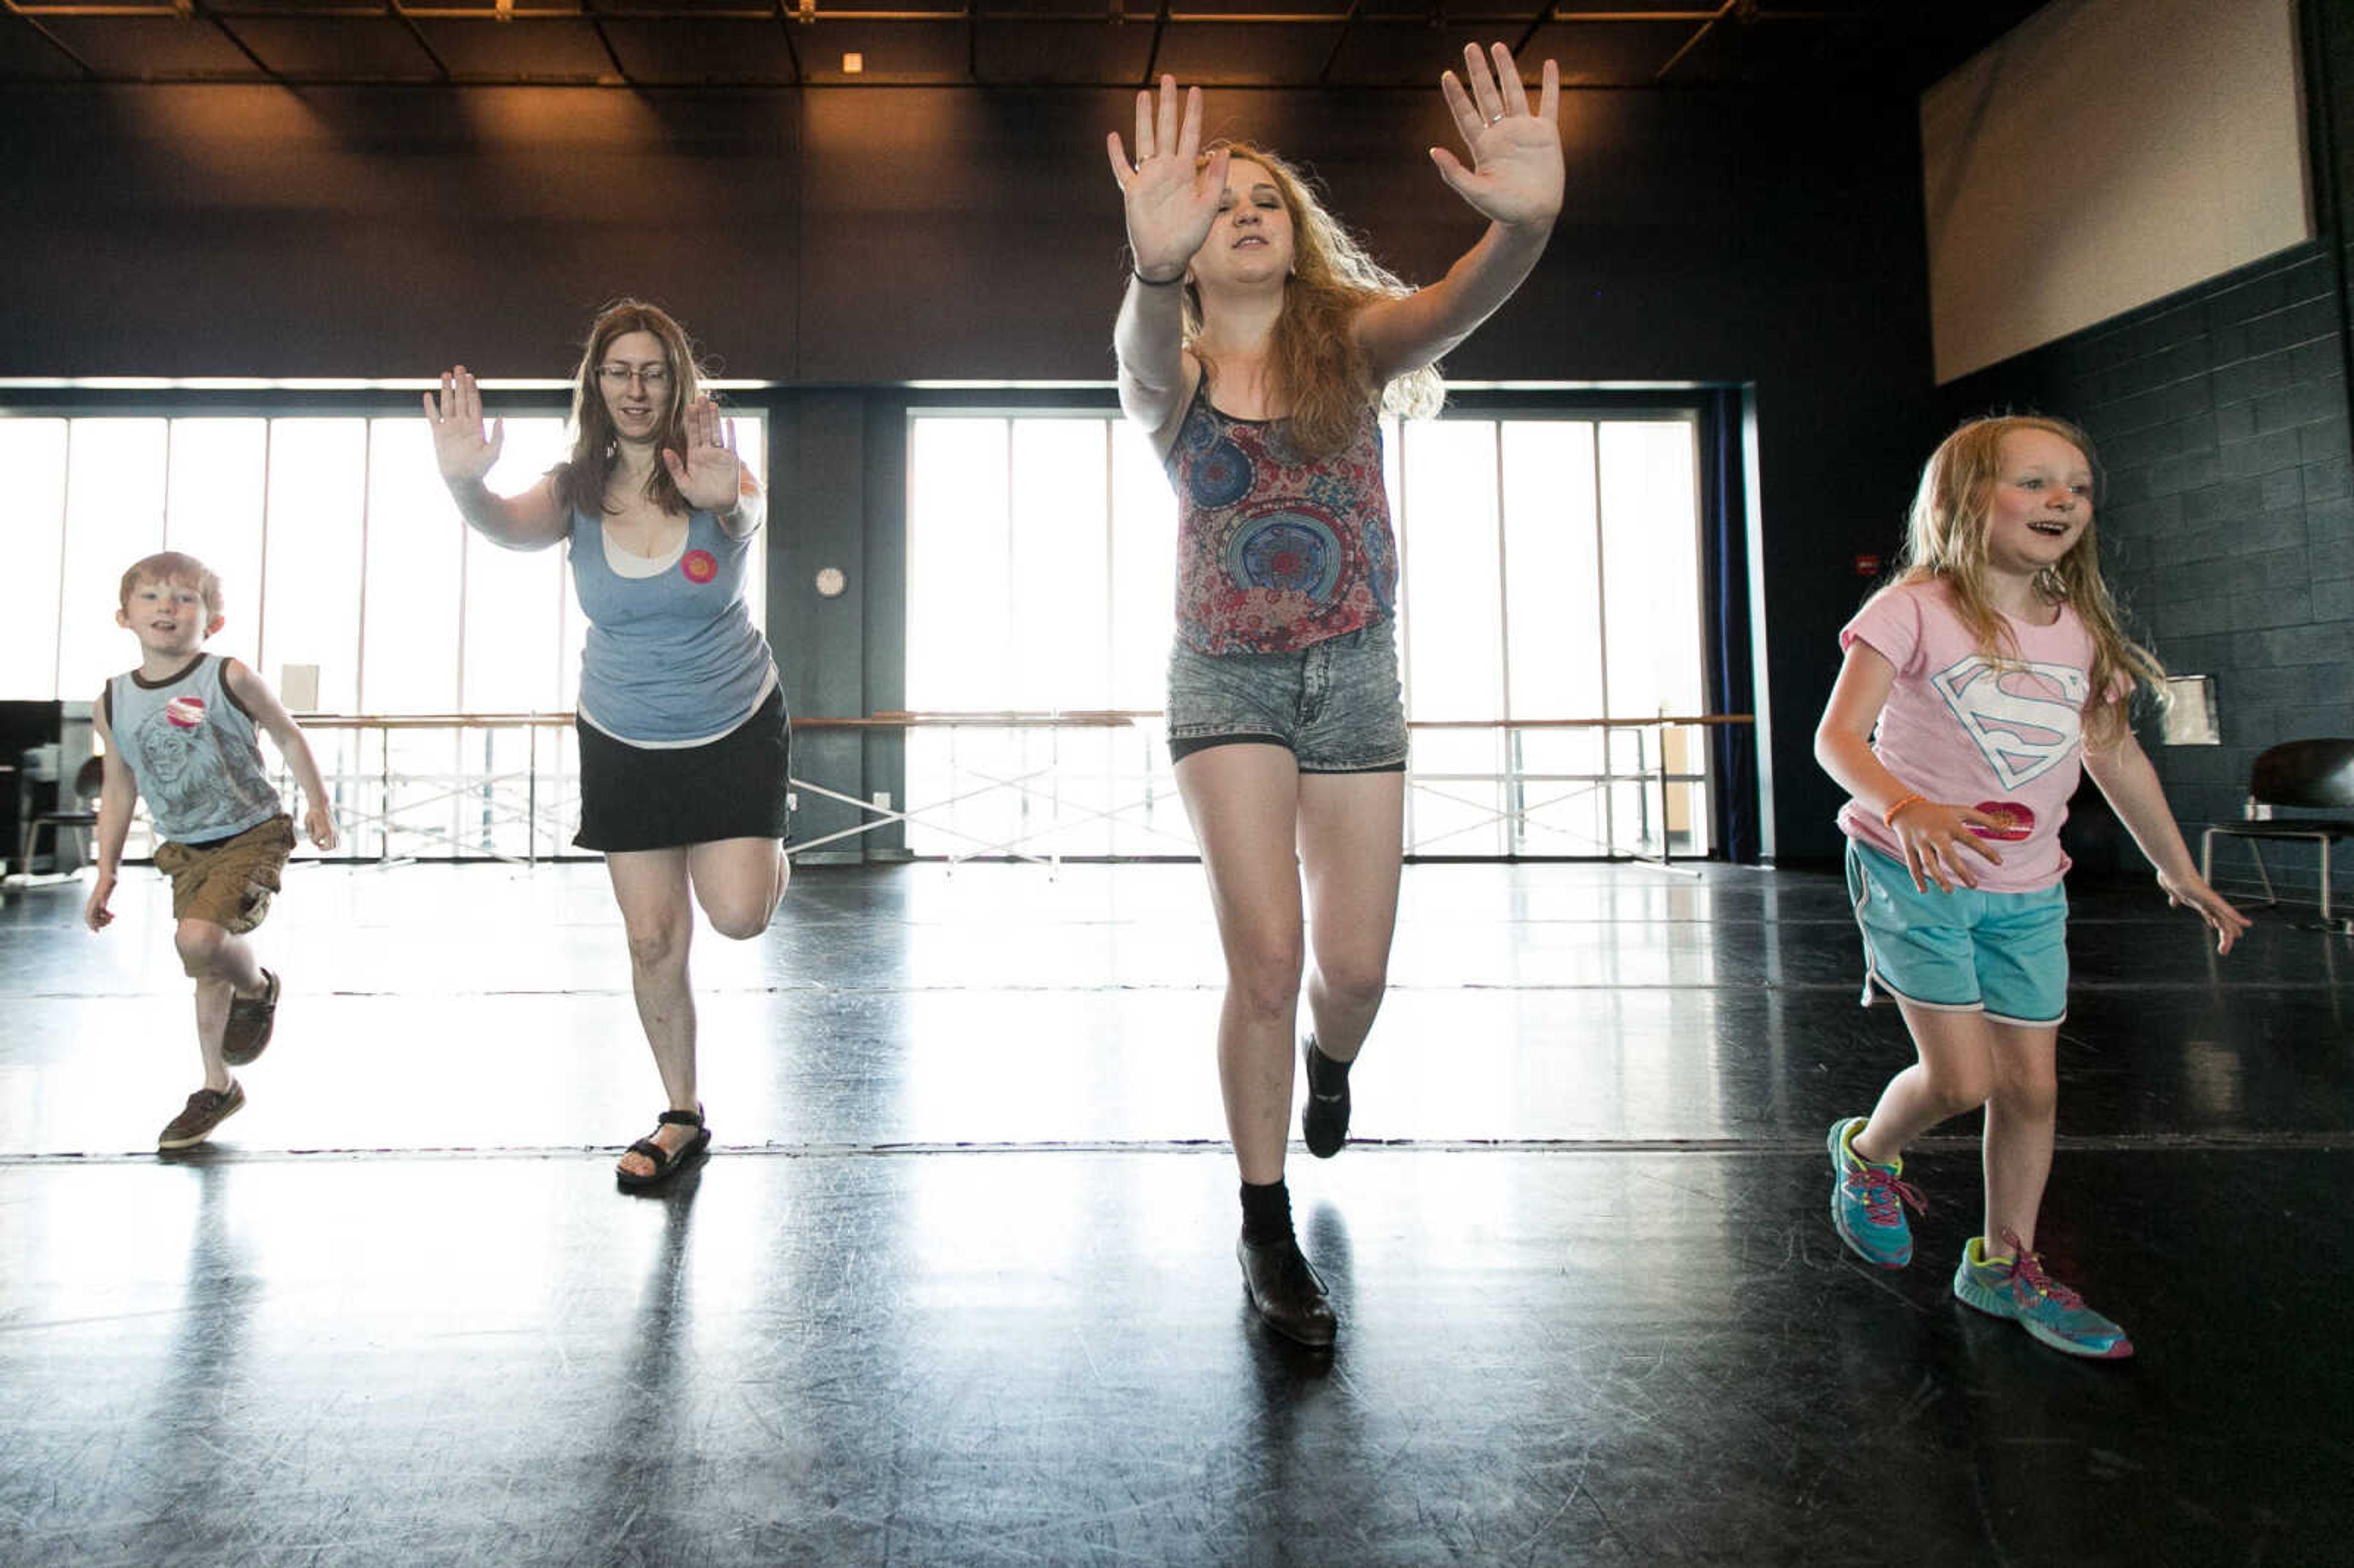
[772,391,873,856]
[793,89,1129,383]
[0,86,804,378]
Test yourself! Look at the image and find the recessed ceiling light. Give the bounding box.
[842,52,864,74]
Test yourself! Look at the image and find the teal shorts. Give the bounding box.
[1843,839,2070,1027]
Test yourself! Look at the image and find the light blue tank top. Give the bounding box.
[105,653,283,844]
[568,508,775,746]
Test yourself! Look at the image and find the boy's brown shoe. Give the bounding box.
[221,969,280,1067]
[158,1080,245,1150]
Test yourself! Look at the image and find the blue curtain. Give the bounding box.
[1701,387,1759,863]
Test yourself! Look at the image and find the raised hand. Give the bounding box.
[1430,43,1564,229]
[662,397,742,514]
[422,366,505,486]
[1106,75,1232,283]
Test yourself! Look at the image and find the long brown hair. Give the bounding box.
[551,299,707,519]
[1182,144,1443,459]
[1895,414,2164,748]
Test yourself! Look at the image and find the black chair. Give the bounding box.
[15,755,104,879]
[2200,739,2354,932]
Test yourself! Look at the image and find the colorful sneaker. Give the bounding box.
[221,968,280,1067]
[1827,1116,1925,1268]
[1952,1230,2135,1360]
[158,1081,245,1151]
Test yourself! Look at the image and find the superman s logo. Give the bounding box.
[1927,655,2090,790]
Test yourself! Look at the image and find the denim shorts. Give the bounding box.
[1166,620,1409,774]
[1843,839,2070,1027]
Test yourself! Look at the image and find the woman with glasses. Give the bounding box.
[425,299,788,1190]
[1107,46,1562,1343]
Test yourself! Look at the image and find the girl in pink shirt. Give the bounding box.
[1813,414,2249,1358]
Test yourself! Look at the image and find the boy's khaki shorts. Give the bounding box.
[153,815,296,934]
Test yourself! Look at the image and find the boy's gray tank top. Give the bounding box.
[106,653,282,845]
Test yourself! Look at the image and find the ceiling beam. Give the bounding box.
[190,0,286,82]
[0,0,102,77]
[1139,0,1167,86]
[576,0,630,81]
[767,0,804,83]
[1314,0,1365,87]
[1653,0,1735,83]
[386,0,455,82]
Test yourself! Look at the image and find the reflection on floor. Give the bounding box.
[2,861,2348,1566]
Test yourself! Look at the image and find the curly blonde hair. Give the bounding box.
[1897,414,2165,748]
[1181,144,1442,459]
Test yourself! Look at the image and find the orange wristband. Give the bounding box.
[1882,792,1927,828]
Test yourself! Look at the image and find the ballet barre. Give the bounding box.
[257,709,1749,868]
[270,712,574,866]
[791,709,1753,870]
[275,708,1165,867]
[1407,714,1752,875]
[787,710,1176,867]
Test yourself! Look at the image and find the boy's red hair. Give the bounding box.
[119,552,224,620]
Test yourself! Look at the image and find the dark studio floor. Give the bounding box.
[1,858,2348,1567]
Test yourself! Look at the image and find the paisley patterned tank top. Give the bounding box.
[1164,378,1395,654]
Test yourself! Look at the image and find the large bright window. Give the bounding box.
[1400,416,1709,858]
[902,407,1710,861]
[6,408,766,861]
[904,414,1178,859]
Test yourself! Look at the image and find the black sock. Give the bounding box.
[1239,1179,1293,1245]
[1305,1038,1352,1096]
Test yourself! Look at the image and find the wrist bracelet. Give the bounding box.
[1132,267,1186,287]
[1882,792,1927,829]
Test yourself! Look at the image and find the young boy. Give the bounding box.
[85,552,338,1151]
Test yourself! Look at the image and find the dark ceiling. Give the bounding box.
[0,0,2048,89]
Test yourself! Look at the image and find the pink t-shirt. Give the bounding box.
[1837,580,2114,893]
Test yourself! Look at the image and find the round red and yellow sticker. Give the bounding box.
[680,549,718,584]
[164,695,207,728]
[1968,801,2035,842]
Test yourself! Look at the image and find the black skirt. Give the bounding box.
[574,686,792,853]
